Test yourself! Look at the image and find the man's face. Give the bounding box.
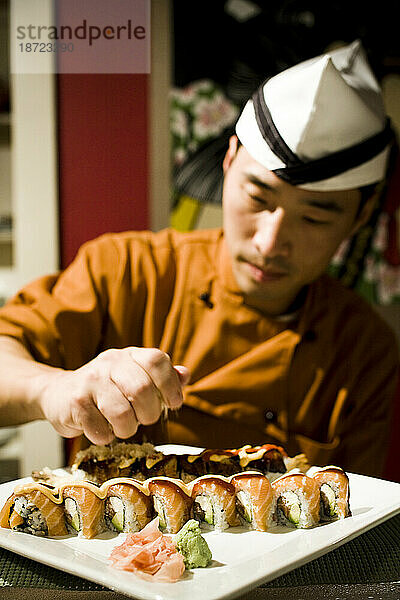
[222,138,369,315]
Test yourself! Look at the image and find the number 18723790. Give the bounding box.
[18,42,74,53]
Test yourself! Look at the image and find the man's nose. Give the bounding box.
[252,207,290,258]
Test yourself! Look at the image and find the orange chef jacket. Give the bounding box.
[0,228,398,476]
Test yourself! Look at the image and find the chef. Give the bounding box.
[0,40,397,477]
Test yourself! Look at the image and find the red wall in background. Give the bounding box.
[57,74,149,268]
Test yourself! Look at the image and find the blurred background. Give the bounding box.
[0,0,399,480]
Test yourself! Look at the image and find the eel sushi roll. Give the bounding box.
[203,450,242,477]
[231,472,275,531]
[0,484,67,537]
[71,441,157,484]
[179,449,240,482]
[146,477,192,534]
[237,445,287,480]
[142,453,178,480]
[272,473,320,529]
[103,478,153,533]
[311,466,351,521]
[61,483,105,538]
[190,475,240,531]
[178,454,208,483]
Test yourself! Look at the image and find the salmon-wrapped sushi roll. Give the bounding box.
[272,473,320,529]
[231,472,275,531]
[190,475,240,531]
[103,478,153,533]
[0,484,67,537]
[146,478,192,534]
[61,483,105,539]
[311,466,351,521]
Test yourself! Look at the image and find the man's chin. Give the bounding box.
[238,274,299,314]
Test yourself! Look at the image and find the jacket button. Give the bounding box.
[264,410,277,422]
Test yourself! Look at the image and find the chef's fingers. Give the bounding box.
[128,347,185,410]
[105,353,164,431]
[70,394,116,445]
[50,422,84,439]
[94,377,141,440]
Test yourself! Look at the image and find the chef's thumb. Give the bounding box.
[173,365,191,386]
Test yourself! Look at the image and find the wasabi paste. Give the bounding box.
[175,519,212,569]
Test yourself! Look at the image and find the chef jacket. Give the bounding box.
[0,228,398,477]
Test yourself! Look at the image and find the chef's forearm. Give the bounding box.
[0,335,61,425]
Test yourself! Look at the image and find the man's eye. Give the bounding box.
[247,194,266,205]
[303,216,330,225]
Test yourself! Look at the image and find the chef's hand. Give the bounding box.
[38,347,190,445]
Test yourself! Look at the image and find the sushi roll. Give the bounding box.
[231,472,275,531]
[190,475,240,531]
[71,441,157,484]
[0,483,67,537]
[272,472,320,529]
[146,477,192,534]
[142,453,178,480]
[103,478,153,533]
[61,482,105,538]
[311,466,351,521]
[237,445,287,480]
[204,450,242,477]
[178,454,208,483]
[202,450,242,477]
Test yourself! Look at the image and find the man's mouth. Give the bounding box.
[245,261,288,283]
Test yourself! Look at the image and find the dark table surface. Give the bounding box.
[0,512,399,600]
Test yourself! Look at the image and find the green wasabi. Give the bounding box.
[175,519,212,569]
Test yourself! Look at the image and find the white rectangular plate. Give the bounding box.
[0,444,399,600]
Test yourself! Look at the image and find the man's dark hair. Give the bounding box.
[357,183,378,217]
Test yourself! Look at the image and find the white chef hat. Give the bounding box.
[235,40,394,191]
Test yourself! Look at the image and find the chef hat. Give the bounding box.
[235,40,394,191]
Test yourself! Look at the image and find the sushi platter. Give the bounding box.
[0,443,399,600]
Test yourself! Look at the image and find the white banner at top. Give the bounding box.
[10,0,151,74]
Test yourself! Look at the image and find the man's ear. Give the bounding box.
[223,135,239,173]
[350,190,379,236]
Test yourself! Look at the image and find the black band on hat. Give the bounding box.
[253,85,302,168]
[252,86,394,185]
[274,120,394,185]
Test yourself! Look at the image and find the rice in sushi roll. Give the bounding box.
[0,483,67,537]
[146,477,192,534]
[231,472,275,531]
[103,478,153,533]
[272,472,320,528]
[189,475,240,531]
[61,482,105,538]
[311,466,351,521]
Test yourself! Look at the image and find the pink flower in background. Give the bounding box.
[193,94,238,140]
[170,86,195,105]
[170,80,216,106]
[170,107,189,139]
[364,255,379,283]
[377,262,400,304]
[173,147,188,166]
[372,213,389,253]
